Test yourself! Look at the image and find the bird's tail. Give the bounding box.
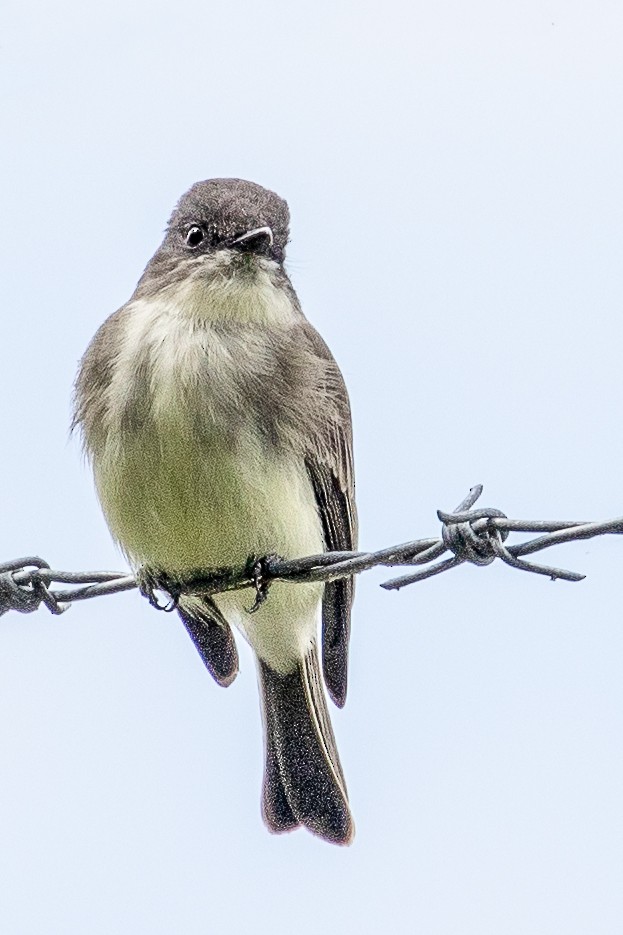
[257,642,354,845]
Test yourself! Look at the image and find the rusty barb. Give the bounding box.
[1,486,622,618]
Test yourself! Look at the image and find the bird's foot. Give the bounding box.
[246,554,279,614]
[137,567,181,613]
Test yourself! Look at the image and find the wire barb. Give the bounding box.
[0,486,620,617]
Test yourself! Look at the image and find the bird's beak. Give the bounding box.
[230,226,274,248]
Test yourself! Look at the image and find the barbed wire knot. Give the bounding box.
[439,504,509,566]
[0,558,68,617]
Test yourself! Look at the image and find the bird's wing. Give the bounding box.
[177,596,239,687]
[300,323,357,708]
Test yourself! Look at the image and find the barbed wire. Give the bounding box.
[1,485,621,619]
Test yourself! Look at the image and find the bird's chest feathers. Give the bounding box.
[113,277,291,436]
[94,283,319,570]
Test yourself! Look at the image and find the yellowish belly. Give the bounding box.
[94,422,323,573]
[93,421,325,671]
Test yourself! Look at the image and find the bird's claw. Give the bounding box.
[247,554,278,614]
[137,568,181,613]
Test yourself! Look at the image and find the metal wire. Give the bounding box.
[1,485,621,617]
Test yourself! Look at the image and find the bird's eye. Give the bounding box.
[185,226,204,247]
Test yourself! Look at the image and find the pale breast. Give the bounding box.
[93,293,324,576]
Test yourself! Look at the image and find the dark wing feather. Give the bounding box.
[177,597,239,687]
[301,324,357,708]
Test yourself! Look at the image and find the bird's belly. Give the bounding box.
[94,421,324,670]
[95,421,322,570]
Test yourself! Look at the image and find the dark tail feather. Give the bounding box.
[260,690,299,834]
[177,598,239,688]
[258,644,354,845]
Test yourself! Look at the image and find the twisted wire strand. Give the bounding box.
[1,486,621,617]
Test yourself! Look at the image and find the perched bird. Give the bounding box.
[73,178,357,844]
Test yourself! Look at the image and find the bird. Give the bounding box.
[73,178,357,844]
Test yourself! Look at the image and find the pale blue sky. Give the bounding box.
[2,1,623,932]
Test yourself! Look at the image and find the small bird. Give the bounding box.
[73,178,357,844]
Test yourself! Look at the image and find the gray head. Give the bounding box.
[135,179,291,297]
[169,178,289,261]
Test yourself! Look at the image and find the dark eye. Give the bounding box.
[185,226,204,247]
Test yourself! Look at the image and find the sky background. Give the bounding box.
[2,1,623,932]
